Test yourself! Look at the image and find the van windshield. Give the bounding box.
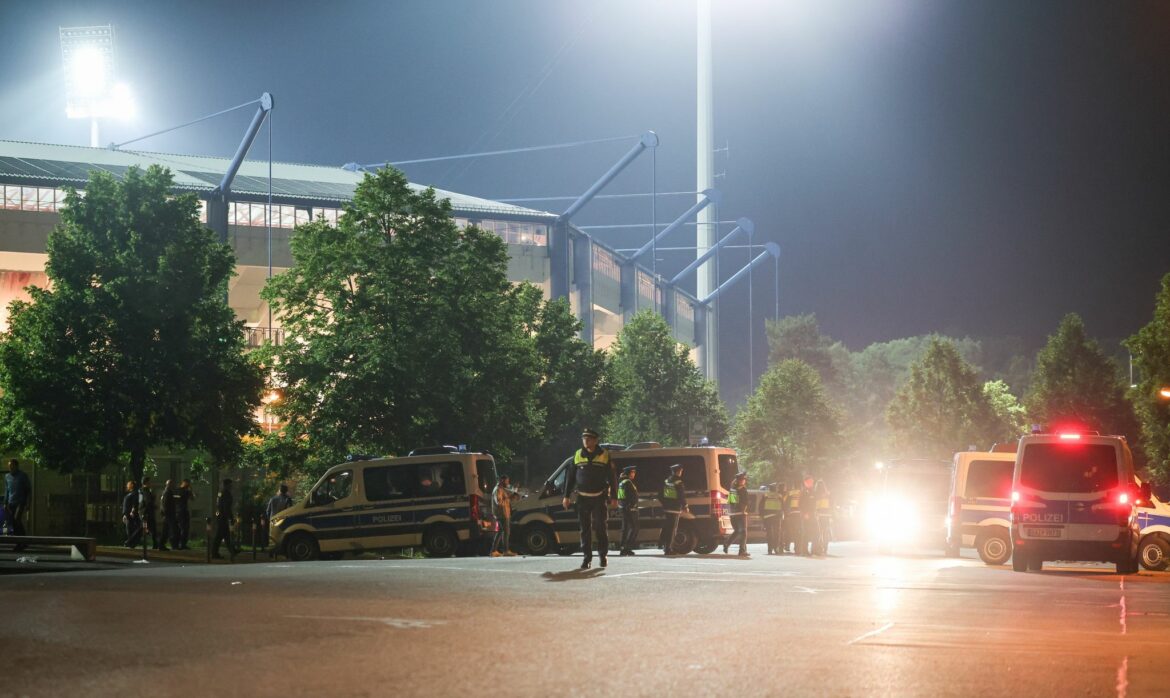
[1019,443,1119,493]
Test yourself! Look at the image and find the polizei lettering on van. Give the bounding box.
[1018,512,1064,524]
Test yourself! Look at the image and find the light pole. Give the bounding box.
[59,25,135,147]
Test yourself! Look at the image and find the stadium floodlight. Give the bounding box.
[59,24,134,146]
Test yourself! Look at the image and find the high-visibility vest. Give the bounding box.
[663,477,682,501]
[728,489,740,505]
[764,494,783,512]
[618,479,636,501]
[573,448,611,468]
[816,496,831,512]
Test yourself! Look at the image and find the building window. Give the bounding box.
[0,185,68,212]
[471,219,547,246]
[637,271,655,308]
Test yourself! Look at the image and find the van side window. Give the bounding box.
[364,466,415,501]
[965,460,1014,499]
[312,470,353,505]
[476,459,496,494]
[416,461,465,498]
[611,456,706,495]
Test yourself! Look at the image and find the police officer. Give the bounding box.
[158,479,177,552]
[782,480,802,554]
[141,476,159,550]
[211,478,236,560]
[175,478,195,550]
[122,480,142,548]
[761,483,783,555]
[723,471,749,557]
[617,466,640,556]
[797,475,817,556]
[814,479,832,556]
[562,428,617,569]
[658,463,687,554]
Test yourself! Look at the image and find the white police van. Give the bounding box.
[512,443,737,556]
[1010,431,1147,574]
[945,448,1017,564]
[270,446,497,560]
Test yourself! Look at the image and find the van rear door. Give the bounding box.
[1017,441,1121,540]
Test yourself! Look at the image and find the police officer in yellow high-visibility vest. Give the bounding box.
[617,465,639,556]
[782,482,802,554]
[562,428,617,569]
[723,471,750,557]
[761,483,784,555]
[814,479,832,556]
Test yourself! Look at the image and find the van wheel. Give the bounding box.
[977,531,1012,566]
[671,529,697,555]
[694,539,718,555]
[523,523,555,556]
[1011,549,1028,572]
[1139,535,1170,571]
[423,525,458,558]
[285,532,320,562]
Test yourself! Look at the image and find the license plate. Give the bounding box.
[1026,527,1062,538]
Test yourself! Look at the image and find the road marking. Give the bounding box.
[601,571,653,578]
[1117,655,1128,698]
[287,615,447,629]
[846,621,895,646]
[792,586,820,594]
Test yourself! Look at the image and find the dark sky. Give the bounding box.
[3,1,1170,409]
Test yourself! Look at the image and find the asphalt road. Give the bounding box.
[2,542,1167,697]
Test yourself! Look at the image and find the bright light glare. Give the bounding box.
[1159,388,1170,399]
[1058,433,1082,440]
[68,48,108,96]
[868,497,919,543]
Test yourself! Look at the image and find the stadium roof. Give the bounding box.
[0,140,555,219]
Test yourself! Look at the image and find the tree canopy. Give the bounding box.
[1026,313,1138,441]
[259,167,543,473]
[1126,274,1170,483]
[0,166,263,483]
[732,358,842,485]
[602,310,728,446]
[886,337,1000,459]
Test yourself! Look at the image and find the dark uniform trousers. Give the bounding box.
[725,513,747,554]
[576,494,609,562]
[620,507,639,552]
[659,511,681,552]
[763,514,781,554]
[212,516,234,558]
[799,512,818,556]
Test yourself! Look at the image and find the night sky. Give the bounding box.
[3,1,1169,409]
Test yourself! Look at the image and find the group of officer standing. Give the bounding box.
[560,428,833,565]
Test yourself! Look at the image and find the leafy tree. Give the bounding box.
[602,310,728,446]
[0,166,263,484]
[1126,274,1170,483]
[886,337,999,459]
[765,313,848,391]
[521,289,614,480]
[732,359,842,485]
[1026,314,1138,442]
[982,379,1028,446]
[259,167,543,474]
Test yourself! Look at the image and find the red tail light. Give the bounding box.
[469,494,482,522]
[710,490,726,519]
[1118,492,1129,505]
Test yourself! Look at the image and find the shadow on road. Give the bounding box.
[541,568,605,582]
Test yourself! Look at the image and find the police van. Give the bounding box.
[269,446,497,561]
[945,448,1017,565]
[1136,488,1170,571]
[1010,431,1147,574]
[869,459,953,553]
[512,443,737,556]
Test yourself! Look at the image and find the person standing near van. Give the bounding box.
[723,471,750,557]
[617,466,640,556]
[562,427,617,569]
[658,463,688,554]
[782,481,802,554]
[122,480,142,548]
[797,475,818,556]
[761,483,783,554]
[492,474,519,557]
[814,480,832,556]
[141,477,159,551]
[211,478,236,560]
[264,484,294,558]
[158,479,176,551]
[4,459,31,544]
[175,479,195,550]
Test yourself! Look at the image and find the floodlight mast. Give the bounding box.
[207,93,274,244]
[59,24,117,147]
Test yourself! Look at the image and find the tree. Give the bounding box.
[982,379,1028,446]
[259,167,543,474]
[886,337,1000,459]
[0,166,263,484]
[1126,274,1170,483]
[1026,314,1138,442]
[522,289,614,481]
[602,310,728,446]
[765,314,848,391]
[732,359,842,485]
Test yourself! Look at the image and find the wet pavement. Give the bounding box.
[2,541,1166,696]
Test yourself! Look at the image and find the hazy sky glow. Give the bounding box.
[2,1,1168,407]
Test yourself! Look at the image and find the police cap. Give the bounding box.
[669,463,685,473]
[622,465,638,476]
[734,470,748,481]
[581,427,600,438]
